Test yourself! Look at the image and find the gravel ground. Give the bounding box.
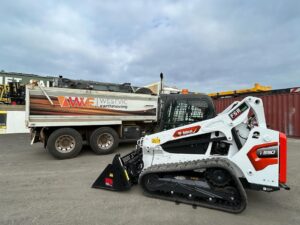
[0,134,299,225]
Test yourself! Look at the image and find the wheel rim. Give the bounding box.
[97,133,114,150]
[55,135,76,153]
[206,169,230,187]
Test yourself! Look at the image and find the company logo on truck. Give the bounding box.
[57,96,128,109]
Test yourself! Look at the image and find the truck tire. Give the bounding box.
[89,127,119,155]
[47,128,83,159]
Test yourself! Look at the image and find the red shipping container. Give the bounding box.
[213,92,300,138]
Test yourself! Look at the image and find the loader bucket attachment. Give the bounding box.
[92,154,132,191]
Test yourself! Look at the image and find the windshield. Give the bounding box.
[162,98,210,130]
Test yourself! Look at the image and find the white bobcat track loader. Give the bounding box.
[92,96,290,213]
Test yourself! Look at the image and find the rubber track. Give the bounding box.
[139,158,247,213]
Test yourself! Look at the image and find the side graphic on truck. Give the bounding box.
[57,96,128,109]
[30,95,156,116]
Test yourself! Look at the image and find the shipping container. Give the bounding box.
[213,91,300,138]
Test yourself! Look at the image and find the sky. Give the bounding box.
[0,0,299,93]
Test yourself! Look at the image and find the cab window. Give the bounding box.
[163,99,209,130]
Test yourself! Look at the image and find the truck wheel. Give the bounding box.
[47,128,83,159]
[89,127,119,155]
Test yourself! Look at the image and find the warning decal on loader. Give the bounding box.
[105,178,113,187]
[229,102,249,120]
[151,137,161,144]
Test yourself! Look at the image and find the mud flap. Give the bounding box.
[92,154,132,191]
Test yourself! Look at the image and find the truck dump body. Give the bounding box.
[26,86,158,127]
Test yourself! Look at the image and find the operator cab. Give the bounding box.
[159,93,216,131]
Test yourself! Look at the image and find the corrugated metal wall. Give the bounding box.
[213,92,300,138]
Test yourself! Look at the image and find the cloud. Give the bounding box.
[0,0,299,93]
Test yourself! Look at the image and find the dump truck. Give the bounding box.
[26,75,215,159]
